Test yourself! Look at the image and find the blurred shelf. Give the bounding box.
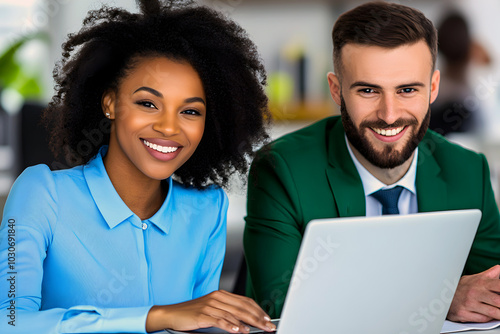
[209,0,437,6]
[269,100,338,121]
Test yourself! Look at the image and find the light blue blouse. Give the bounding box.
[0,147,228,333]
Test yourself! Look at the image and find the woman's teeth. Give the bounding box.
[143,139,179,153]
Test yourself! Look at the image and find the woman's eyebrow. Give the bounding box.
[185,97,206,106]
[133,86,163,97]
[133,87,205,105]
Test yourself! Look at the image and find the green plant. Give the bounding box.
[0,33,48,99]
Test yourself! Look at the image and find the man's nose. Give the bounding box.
[377,94,400,125]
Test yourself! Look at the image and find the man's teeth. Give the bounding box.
[143,140,179,153]
[372,126,404,137]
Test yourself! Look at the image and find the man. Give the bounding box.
[244,1,500,322]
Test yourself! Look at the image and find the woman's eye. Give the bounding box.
[181,109,201,116]
[136,101,157,109]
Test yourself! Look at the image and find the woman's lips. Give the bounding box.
[143,139,179,153]
[142,138,183,161]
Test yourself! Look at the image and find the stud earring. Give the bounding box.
[105,112,111,118]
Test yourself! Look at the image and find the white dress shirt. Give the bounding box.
[345,135,418,216]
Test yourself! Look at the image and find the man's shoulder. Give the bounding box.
[420,130,484,162]
[418,130,487,180]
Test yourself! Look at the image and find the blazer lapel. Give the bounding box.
[325,120,366,217]
[416,135,448,212]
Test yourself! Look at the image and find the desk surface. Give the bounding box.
[189,328,500,334]
[160,324,500,334]
[462,329,500,334]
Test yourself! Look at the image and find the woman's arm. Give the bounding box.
[144,188,275,333]
[0,166,151,333]
[146,291,275,333]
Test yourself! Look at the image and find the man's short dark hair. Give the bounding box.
[332,1,438,78]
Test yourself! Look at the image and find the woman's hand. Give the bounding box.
[145,290,277,333]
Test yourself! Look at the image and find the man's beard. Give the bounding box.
[340,95,430,169]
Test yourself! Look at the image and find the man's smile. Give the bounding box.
[370,126,405,137]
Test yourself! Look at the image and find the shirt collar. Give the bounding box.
[143,177,174,234]
[83,146,173,234]
[344,135,418,196]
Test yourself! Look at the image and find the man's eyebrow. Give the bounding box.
[133,86,163,98]
[350,82,382,90]
[395,82,426,89]
[185,97,206,106]
[349,81,427,90]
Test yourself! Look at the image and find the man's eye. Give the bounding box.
[359,88,375,94]
[401,88,416,94]
[136,101,157,109]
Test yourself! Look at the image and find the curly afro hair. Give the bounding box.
[43,0,270,189]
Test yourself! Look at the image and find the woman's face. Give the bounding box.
[103,56,206,181]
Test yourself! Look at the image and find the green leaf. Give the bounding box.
[17,77,42,98]
[0,33,48,99]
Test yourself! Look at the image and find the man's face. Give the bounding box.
[328,41,440,169]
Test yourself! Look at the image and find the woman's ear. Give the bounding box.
[101,90,116,119]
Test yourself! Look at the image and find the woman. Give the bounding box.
[0,0,275,333]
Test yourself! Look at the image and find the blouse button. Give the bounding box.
[142,222,148,230]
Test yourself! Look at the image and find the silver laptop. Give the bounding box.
[162,209,481,334]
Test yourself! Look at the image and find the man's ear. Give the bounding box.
[430,69,440,104]
[101,90,116,119]
[327,72,342,106]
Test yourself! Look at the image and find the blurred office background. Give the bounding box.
[1,0,499,291]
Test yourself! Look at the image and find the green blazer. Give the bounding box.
[244,116,500,318]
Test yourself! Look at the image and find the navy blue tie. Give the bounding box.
[371,186,404,215]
